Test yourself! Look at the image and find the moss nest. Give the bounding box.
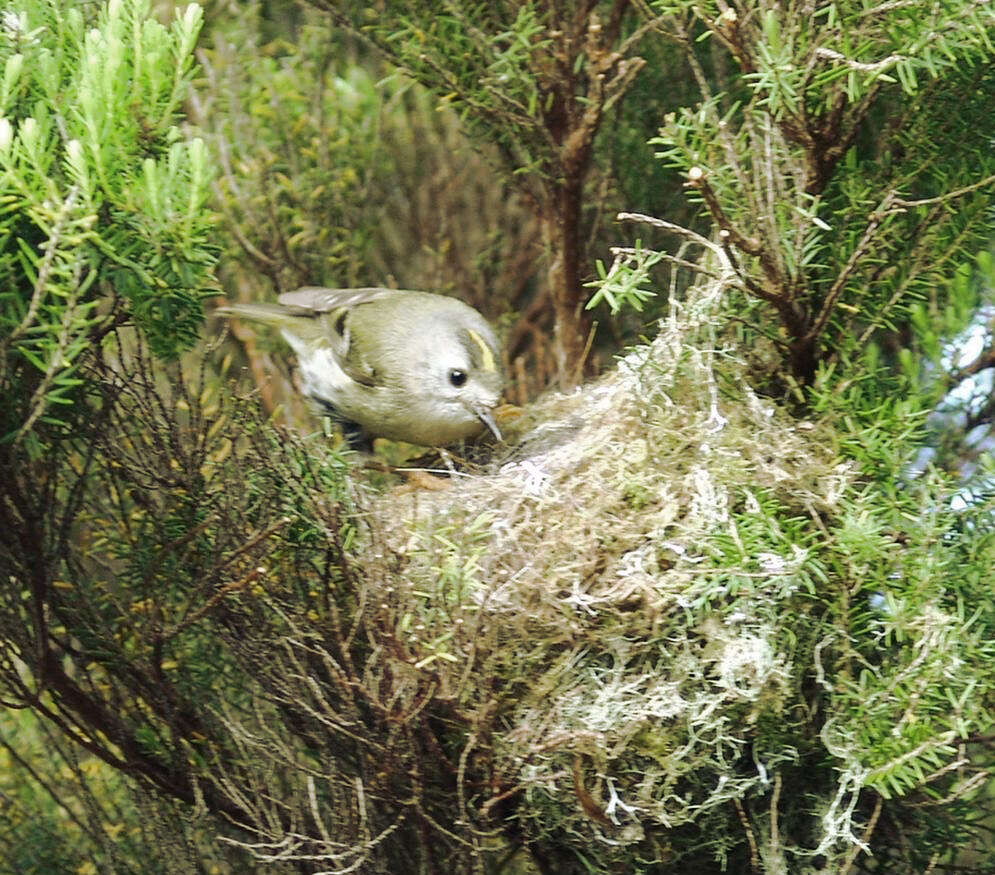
[356,291,856,862]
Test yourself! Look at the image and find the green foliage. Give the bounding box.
[2,0,995,872]
[821,480,995,800]
[586,241,661,315]
[643,0,995,387]
[0,706,241,875]
[2,324,360,871]
[201,6,389,292]
[0,0,215,447]
[353,1,554,182]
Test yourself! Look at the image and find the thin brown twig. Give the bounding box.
[734,797,761,874]
[842,793,883,874]
[769,772,782,863]
[891,171,995,209]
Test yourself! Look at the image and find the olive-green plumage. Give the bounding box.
[219,287,503,448]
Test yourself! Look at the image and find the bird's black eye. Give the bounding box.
[448,368,468,387]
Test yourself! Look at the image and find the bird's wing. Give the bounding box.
[278,288,402,388]
[276,287,397,313]
[338,332,381,388]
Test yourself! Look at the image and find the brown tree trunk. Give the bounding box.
[541,177,591,389]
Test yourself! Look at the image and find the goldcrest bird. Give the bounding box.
[218,287,504,449]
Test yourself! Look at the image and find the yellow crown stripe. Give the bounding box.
[467,329,496,372]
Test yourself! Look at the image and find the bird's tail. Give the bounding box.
[216,301,298,326]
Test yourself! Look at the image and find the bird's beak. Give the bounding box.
[475,406,503,441]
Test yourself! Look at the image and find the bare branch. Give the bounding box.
[814,46,905,73]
